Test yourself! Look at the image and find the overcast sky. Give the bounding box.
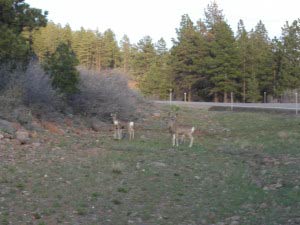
[26,0,300,48]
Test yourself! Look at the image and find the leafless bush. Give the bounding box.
[0,61,65,121]
[0,65,25,119]
[21,62,64,113]
[68,68,145,121]
[0,63,146,123]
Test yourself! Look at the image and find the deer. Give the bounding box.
[111,113,134,140]
[167,113,195,148]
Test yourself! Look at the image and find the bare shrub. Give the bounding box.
[68,68,145,121]
[21,62,65,114]
[0,62,146,124]
[0,61,65,121]
[0,65,24,119]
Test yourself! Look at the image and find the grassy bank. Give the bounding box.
[0,105,299,224]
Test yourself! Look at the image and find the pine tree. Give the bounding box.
[120,35,131,73]
[204,0,224,29]
[102,29,121,69]
[171,14,206,101]
[155,38,168,56]
[139,38,172,98]
[279,19,300,91]
[208,21,240,102]
[32,22,68,61]
[43,42,79,95]
[131,36,156,78]
[250,21,273,98]
[0,0,47,66]
[271,37,283,96]
[203,2,239,102]
[236,19,258,102]
[72,28,97,69]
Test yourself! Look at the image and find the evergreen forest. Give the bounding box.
[1,0,300,102]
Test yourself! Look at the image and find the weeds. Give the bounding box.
[112,162,124,174]
[0,103,299,224]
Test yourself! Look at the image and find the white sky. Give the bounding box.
[26,0,300,48]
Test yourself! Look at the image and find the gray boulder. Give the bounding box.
[0,119,17,135]
[16,130,30,144]
[12,107,32,125]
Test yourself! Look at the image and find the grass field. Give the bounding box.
[0,104,300,225]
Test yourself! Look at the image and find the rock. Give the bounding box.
[0,133,4,140]
[136,162,141,169]
[152,112,161,118]
[151,162,167,167]
[13,107,32,125]
[140,135,148,141]
[65,118,73,127]
[216,222,225,225]
[29,131,38,138]
[230,216,240,221]
[32,142,41,148]
[259,203,267,209]
[263,186,269,191]
[277,131,289,139]
[16,130,30,144]
[29,120,44,132]
[0,119,17,135]
[42,121,64,135]
[90,118,104,132]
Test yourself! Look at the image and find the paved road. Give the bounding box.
[154,101,300,112]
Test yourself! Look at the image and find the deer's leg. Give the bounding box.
[180,134,185,144]
[129,129,133,140]
[189,134,194,148]
[176,134,179,147]
[117,128,121,140]
[131,129,134,140]
[172,134,176,146]
[120,128,124,140]
[113,126,118,139]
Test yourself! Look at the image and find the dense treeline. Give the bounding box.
[2,0,300,102]
[0,0,48,67]
[0,0,141,121]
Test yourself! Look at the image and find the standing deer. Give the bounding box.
[168,113,195,148]
[111,113,134,140]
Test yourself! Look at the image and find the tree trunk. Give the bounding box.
[273,69,276,95]
[243,58,246,103]
[224,92,228,103]
[188,85,192,102]
[243,79,246,103]
[214,93,218,102]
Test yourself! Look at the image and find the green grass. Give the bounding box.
[0,105,299,224]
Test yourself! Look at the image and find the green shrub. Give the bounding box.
[43,43,80,95]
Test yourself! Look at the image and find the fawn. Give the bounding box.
[111,113,134,140]
[167,113,195,148]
